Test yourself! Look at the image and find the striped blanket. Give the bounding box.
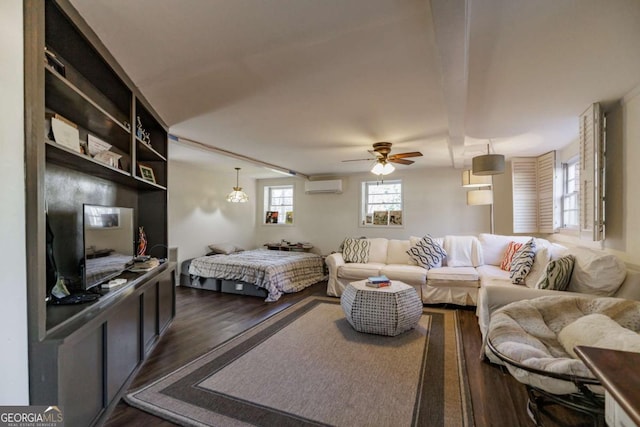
[189,249,325,301]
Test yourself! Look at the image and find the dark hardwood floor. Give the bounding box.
[104,283,592,427]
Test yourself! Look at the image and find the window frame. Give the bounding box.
[263,184,294,225]
[360,179,404,228]
[561,156,580,230]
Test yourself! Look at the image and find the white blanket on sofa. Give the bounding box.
[444,235,482,267]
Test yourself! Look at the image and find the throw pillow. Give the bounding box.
[536,255,575,291]
[342,238,371,263]
[406,235,447,269]
[207,242,239,255]
[509,238,536,285]
[500,241,523,271]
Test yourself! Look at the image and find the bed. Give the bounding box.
[188,249,325,302]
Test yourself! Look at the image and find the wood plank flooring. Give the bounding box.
[104,283,592,427]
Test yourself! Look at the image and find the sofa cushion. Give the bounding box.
[427,266,479,282]
[386,239,413,265]
[558,313,640,359]
[509,238,536,285]
[342,238,371,263]
[500,241,522,271]
[367,238,390,264]
[407,235,447,269]
[380,264,427,285]
[524,247,551,288]
[567,247,627,296]
[338,262,385,279]
[443,235,483,267]
[478,234,533,266]
[536,255,575,291]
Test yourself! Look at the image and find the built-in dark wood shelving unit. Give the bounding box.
[25,1,173,425]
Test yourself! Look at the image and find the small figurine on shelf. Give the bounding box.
[137,226,147,256]
[136,116,152,146]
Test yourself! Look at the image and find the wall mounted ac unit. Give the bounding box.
[304,179,343,194]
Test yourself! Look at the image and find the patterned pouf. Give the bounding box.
[341,280,423,336]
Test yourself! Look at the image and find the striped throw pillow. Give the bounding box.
[342,238,370,263]
[407,235,447,269]
[500,241,523,271]
[509,238,536,285]
[536,255,575,291]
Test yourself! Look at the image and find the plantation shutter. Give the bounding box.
[512,158,538,233]
[579,103,605,241]
[512,152,557,233]
[537,151,556,233]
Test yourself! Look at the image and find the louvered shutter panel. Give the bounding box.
[512,158,538,233]
[537,151,556,233]
[579,103,604,241]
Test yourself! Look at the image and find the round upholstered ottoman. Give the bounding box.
[340,280,423,336]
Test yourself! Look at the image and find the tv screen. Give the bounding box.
[83,204,134,290]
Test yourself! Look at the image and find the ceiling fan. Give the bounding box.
[342,142,423,175]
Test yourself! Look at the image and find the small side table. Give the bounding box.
[340,280,422,336]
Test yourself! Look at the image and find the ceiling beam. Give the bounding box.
[430,0,470,169]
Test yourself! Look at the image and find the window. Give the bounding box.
[361,180,403,226]
[562,157,580,229]
[264,185,294,224]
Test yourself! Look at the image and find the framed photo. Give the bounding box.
[389,210,403,226]
[139,164,156,183]
[285,211,294,224]
[373,211,388,225]
[265,211,279,224]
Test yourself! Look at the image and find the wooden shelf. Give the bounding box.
[46,139,131,182]
[136,137,167,162]
[45,65,131,152]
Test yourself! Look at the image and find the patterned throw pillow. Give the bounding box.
[407,235,447,269]
[500,241,523,271]
[342,238,371,263]
[536,255,576,291]
[509,238,536,285]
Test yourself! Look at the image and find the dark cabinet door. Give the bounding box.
[59,327,104,427]
[142,285,158,356]
[158,270,175,333]
[106,297,140,402]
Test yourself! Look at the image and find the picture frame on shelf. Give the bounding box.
[373,210,388,225]
[138,164,156,183]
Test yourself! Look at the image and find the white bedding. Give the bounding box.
[188,249,325,302]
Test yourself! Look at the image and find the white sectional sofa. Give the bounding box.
[326,233,640,340]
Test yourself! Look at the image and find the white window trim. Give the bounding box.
[560,156,580,233]
[359,179,404,228]
[263,184,295,226]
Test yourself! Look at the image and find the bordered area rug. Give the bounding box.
[126,296,474,426]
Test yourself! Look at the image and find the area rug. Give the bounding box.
[126,296,474,427]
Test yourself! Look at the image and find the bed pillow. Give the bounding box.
[207,242,240,255]
[509,238,536,285]
[535,255,575,291]
[500,241,523,271]
[342,238,371,263]
[407,235,447,269]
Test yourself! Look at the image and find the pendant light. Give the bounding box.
[472,143,505,175]
[226,167,249,203]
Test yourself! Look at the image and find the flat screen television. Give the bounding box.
[83,204,135,290]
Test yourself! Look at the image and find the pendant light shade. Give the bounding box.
[472,143,505,175]
[226,167,249,203]
[466,189,493,205]
[461,169,492,187]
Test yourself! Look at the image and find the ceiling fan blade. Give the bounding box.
[341,158,376,162]
[389,158,414,165]
[389,151,423,160]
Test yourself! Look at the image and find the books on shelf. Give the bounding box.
[366,275,391,288]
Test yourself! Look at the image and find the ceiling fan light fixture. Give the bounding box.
[226,167,249,203]
[371,160,395,175]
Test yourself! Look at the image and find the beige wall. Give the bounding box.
[168,160,258,271]
[0,0,29,404]
[254,168,491,255]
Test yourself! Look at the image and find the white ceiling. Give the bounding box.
[69,0,640,178]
